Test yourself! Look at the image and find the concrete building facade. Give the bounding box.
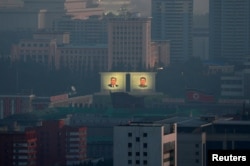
[10,31,109,73]
[0,119,87,166]
[53,15,108,45]
[0,130,37,166]
[209,0,250,63]
[0,95,34,119]
[114,122,176,166]
[151,0,193,63]
[107,17,152,71]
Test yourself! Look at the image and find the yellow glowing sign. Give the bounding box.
[100,72,126,92]
[130,72,156,92]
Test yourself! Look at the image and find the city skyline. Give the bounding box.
[1,1,250,166]
[0,0,209,14]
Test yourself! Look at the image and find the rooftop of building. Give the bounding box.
[213,119,250,125]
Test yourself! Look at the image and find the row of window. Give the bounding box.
[112,42,143,46]
[20,43,49,47]
[128,132,148,137]
[61,56,106,61]
[221,88,243,92]
[112,36,143,40]
[114,26,143,30]
[62,64,106,71]
[60,50,106,55]
[112,52,142,56]
[128,151,148,157]
[221,80,242,84]
[113,31,143,35]
[128,142,148,148]
[112,57,141,60]
[21,55,48,58]
[128,159,148,165]
[20,50,49,53]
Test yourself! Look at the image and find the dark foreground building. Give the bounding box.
[0,120,87,166]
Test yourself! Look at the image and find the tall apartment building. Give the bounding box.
[107,16,152,71]
[0,130,37,166]
[34,120,87,166]
[124,116,250,166]
[114,122,177,166]
[209,0,250,63]
[53,15,108,45]
[0,120,87,166]
[151,0,193,63]
[58,44,108,73]
[220,59,250,99]
[220,72,244,99]
[69,114,138,159]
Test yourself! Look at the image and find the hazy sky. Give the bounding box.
[0,0,209,14]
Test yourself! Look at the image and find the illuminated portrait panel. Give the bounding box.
[130,72,156,92]
[100,72,126,92]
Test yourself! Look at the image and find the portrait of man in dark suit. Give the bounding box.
[108,77,118,88]
[139,77,147,88]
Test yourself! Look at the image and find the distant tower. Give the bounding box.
[38,9,47,30]
[209,0,250,63]
[151,0,193,63]
[108,16,152,71]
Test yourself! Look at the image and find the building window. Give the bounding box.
[136,160,140,165]
[143,133,147,137]
[128,143,132,148]
[128,152,132,156]
[143,160,148,165]
[136,152,140,156]
[128,160,132,164]
[143,143,147,148]
[195,144,199,148]
[195,159,199,163]
[136,137,140,142]
[143,152,147,156]
[128,132,132,137]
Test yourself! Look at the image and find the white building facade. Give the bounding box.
[113,122,177,166]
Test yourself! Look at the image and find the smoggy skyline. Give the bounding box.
[0,0,209,14]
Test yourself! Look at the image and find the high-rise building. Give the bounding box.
[209,0,250,63]
[108,16,152,71]
[151,0,193,63]
[0,120,88,166]
[0,130,37,166]
[35,120,87,166]
[114,122,177,166]
[53,15,108,45]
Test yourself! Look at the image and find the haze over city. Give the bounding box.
[0,0,250,166]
